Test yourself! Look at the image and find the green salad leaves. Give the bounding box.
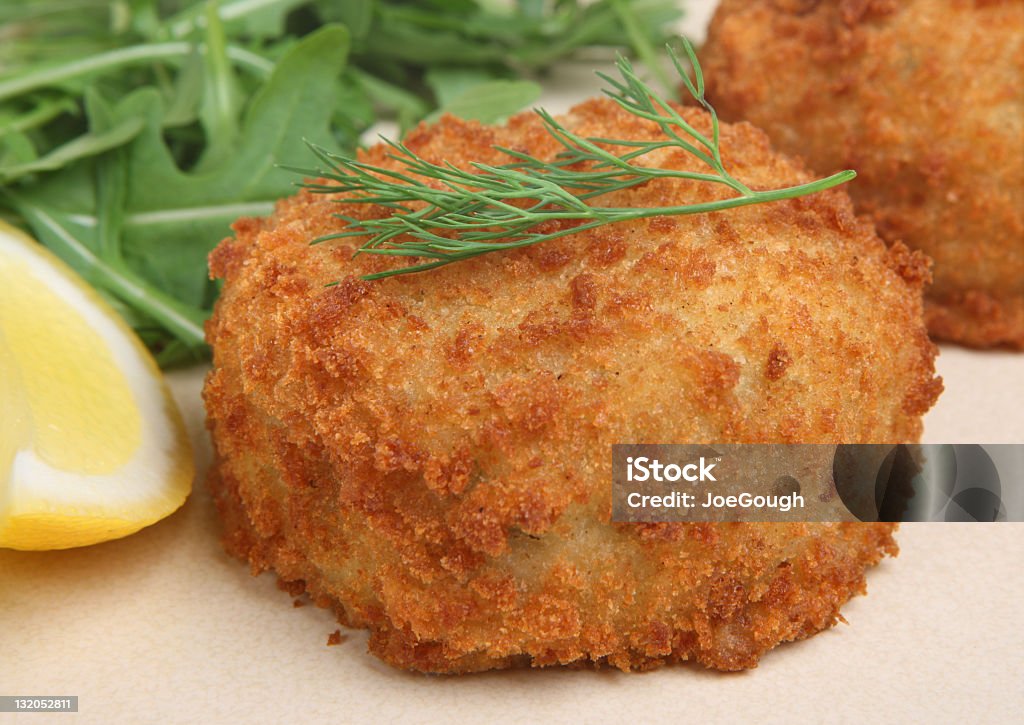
[0,0,679,366]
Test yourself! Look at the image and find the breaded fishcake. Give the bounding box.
[700,0,1024,349]
[204,98,940,673]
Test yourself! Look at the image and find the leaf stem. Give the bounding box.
[6,191,207,347]
[0,42,272,103]
[609,0,673,95]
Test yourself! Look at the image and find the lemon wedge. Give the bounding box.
[0,221,193,550]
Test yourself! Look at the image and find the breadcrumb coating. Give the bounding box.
[700,0,1024,349]
[204,98,939,673]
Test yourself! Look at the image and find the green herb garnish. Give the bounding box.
[301,39,856,281]
[0,0,679,365]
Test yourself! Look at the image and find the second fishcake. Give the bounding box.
[701,0,1024,348]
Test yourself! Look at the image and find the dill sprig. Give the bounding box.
[300,39,856,281]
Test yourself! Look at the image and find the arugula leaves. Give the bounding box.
[426,70,541,124]
[4,25,351,366]
[0,0,681,366]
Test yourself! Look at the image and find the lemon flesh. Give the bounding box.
[0,222,193,550]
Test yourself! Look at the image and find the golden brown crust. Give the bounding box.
[204,98,937,673]
[700,0,1024,349]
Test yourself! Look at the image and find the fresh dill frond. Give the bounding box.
[300,38,856,282]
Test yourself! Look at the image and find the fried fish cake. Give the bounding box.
[700,0,1024,348]
[204,98,940,673]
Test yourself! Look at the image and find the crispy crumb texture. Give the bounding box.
[700,0,1024,349]
[204,99,938,673]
